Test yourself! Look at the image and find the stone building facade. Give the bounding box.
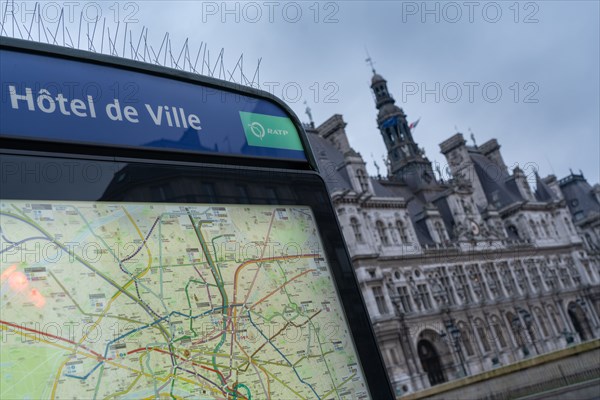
[303,70,600,396]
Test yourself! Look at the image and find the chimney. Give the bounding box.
[513,166,535,201]
[479,139,508,175]
[316,114,351,154]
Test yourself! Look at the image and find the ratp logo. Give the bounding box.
[248,121,266,141]
[239,111,303,151]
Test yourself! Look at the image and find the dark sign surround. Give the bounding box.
[0,37,395,400]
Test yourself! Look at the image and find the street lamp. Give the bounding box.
[562,329,575,345]
[441,321,467,378]
[511,314,529,357]
[576,297,597,332]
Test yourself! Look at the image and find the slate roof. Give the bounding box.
[306,132,353,193]
[371,73,386,85]
[559,174,600,221]
[305,127,586,246]
[535,173,558,202]
[470,153,523,208]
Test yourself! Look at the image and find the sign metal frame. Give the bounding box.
[0,36,396,399]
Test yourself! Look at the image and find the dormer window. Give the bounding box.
[356,169,369,192]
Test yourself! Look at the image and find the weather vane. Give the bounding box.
[469,128,477,147]
[365,47,376,73]
[372,153,381,177]
[303,100,314,127]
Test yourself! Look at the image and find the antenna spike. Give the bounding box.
[163,33,169,66]
[89,15,99,51]
[202,45,208,75]
[123,22,128,57]
[77,10,83,49]
[65,26,75,48]
[128,29,134,59]
[143,29,149,62]
[11,3,23,39]
[0,5,6,37]
[60,7,65,46]
[37,3,42,42]
[100,18,105,54]
[112,21,120,55]
[11,0,14,37]
[174,37,188,70]
[251,58,261,88]
[24,3,37,40]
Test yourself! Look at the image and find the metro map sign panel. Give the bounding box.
[1,38,394,400]
[0,200,368,399]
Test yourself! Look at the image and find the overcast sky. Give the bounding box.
[4,1,599,184]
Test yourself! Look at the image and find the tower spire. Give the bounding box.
[370,68,436,188]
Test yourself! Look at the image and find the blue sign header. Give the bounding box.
[0,49,307,162]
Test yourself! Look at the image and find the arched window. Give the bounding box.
[535,308,549,338]
[551,220,559,237]
[529,220,538,237]
[457,321,475,356]
[396,285,413,313]
[386,127,395,144]
[350,217,364,243]
[475,319,491,353]
[507,225,520,239]
[388,223,398,244]
[527,262,542,292]
[564,217,573,234]
[547,306,563,335]
[584,233,600,250]
[396,220,409,242]
[459,197,474,214]
[536,221,544,237]
[490,315,507,348]
[495,221,505,237]
[541,219,551,237]
[376,220,389,246]
[356,169,369,192]
[434,221,446,243]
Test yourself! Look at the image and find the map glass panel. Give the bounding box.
[0,200,370,399]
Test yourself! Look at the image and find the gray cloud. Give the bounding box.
[4,1,597,183]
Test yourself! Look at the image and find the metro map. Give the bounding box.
[0,201,369,399]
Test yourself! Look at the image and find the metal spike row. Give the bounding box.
[0,1,261,87]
